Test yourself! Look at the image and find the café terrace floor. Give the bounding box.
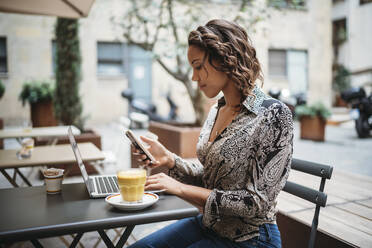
[2,120,372,247]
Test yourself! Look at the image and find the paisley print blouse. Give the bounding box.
[169,86,294,242]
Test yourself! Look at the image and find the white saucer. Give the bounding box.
[105,193,159,211]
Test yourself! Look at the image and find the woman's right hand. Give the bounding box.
[132,136,175,169]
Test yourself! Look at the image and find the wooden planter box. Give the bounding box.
[35,129,102,176]
[131,121,201,174]
[300,116,326,142]
[31,100,58,127]
[148,121,201,158]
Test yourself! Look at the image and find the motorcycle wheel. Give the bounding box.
[355,117,370,138]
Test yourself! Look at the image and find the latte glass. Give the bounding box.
[117,168,147,202]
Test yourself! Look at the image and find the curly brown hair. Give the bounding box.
[188,19,263,102]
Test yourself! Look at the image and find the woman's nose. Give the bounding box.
[191,70,199,82]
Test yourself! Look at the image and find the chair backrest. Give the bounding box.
[282,158,333,248]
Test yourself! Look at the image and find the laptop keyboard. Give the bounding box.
[94,176,119,194]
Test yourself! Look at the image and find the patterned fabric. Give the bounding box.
[168,86,293,242]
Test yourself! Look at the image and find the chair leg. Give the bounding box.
[69,233,84,248]
[30,239,43,248]
[116,225,135,248]
[308,205,321,248]
[93,235,102,248]
[93,227,137,248]
[98,230,115,248]
[112,228,124,244]
[58,236,70,247]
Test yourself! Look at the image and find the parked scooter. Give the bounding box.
[121,88,178,129]
[341,87,372,138]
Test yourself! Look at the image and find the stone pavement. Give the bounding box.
[2,118,372,247]
[293,120,372,177]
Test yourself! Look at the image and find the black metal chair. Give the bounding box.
[282,158,333,248]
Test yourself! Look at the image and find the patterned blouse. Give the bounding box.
[169,86,294,242]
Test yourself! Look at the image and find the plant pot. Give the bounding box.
[131,121,201,174]
[149,121,201,158]
[31,100,58,127]
[300,116,326,142]
[35,129,102,176]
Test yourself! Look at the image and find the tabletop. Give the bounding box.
[0,142,104,169]
[0,183,199,243]
[0,125,80,139]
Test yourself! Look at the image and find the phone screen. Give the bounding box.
[125,130,156,163]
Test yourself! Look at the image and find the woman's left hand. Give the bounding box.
[145,173,183,196]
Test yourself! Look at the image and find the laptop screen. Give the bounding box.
[68,126,89,183]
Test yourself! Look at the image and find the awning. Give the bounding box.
[0,0,95,19]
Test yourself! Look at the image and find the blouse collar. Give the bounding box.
[217,86,266,115]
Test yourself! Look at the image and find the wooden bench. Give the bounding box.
[277,158,356,248]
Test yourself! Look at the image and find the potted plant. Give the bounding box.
[332,64,351,107]
[295,102,332,142]
[19,80,58,127]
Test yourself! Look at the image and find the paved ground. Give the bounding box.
[292,120,372,177]
[2,118,372,247]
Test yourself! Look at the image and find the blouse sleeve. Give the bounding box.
[168,154,204,186]
[203,102,293,223]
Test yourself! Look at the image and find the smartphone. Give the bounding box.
[125,130,156,164]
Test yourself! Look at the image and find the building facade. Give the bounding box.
[332,0,372,90]
[0,0,333,126]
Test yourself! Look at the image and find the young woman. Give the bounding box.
[129,19,293,248]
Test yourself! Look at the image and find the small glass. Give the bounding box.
[117,168,147,203]
[22,120,33,133]
[16,138,34,160]
[43,168,64,194]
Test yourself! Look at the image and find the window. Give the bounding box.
[360,0,372,5]
[269,0,306,9]
[97,42,124,76]
[269,49,308,95]
[333,18,347,45]
[52,40,56,74]
[269,49,287,78]
[332,0,344,4]
[0,37,8,73]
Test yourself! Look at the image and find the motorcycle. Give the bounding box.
[268,88,307,118]
[121,88,178,129]
[341,87,372,138]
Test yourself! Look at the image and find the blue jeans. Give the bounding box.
[128,215,281,248]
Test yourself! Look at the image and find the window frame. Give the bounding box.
[51,40,57,75]
[268,0,307,10]
[332,18,347,45]
[0,37,8,76]
[268,49,288,79]
[97,41,126,77]
[360,0,372,5]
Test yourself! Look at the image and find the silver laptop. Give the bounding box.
[68,126,119,198]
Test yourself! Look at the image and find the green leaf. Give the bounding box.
[295,102,331,120]
[19,80,55,106]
